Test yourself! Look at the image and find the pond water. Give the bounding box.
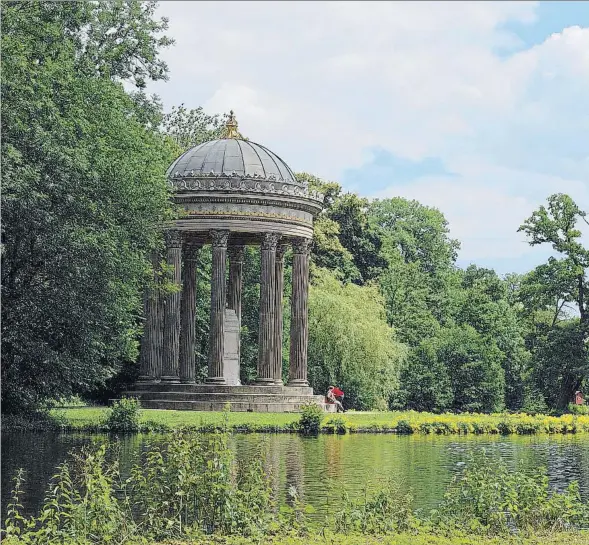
[2,432,589,520]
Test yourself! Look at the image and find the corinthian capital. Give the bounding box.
[291,237,312,256]
[261,232,281,251]
[210,230,230,248]
[165,229,182,248]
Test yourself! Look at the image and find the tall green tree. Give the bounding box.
[518,194,589,408]
[1,1,175,413]
[307,267,406,410]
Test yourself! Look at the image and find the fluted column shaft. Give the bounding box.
[138,251,163,382]
[273,244,287,384]
[227,246,245,322]
[161,229,182,382]
[179,241,201,384]
[288,238,311,386]
[257,233,280,384]
[207,230,229,384]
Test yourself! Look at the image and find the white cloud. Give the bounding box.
[148,1,589,271]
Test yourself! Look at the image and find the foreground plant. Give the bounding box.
[4,439,589,545]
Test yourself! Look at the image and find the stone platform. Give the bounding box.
[124,383,336,413]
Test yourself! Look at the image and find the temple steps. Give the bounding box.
[126,390,327,404]
[122,384,336,413]
[127,384,315,395]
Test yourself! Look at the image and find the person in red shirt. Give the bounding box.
[327,386,345,412]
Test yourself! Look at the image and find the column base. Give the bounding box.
[180,379,196,384]
[273,379,284,386]
[205,377,226,385]
[287,379,309,387]
[136,376,160,384]
[160,376,181,383]
[255,377,276,385]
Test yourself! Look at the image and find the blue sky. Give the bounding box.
[148,1,589,276]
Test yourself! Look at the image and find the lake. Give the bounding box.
[2,431,589,520]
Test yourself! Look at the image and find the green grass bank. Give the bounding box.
[4,406,589,435]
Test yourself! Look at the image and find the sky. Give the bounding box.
[146,1,589,276]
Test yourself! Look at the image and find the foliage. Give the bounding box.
[7,407,586,435]
[298,402,325,435]
[1,1,176,413]
[307,268,406,410]
[103,397,141,433]
[434,457,589,534]
[400,326,505,413]
[4,440,589,544]
[519,194,589,408]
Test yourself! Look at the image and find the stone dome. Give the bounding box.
[167,138,297,184]
[167,111,323,243]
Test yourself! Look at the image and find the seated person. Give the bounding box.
[327,385,345,412]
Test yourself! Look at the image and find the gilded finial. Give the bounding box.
[225,110,241,139]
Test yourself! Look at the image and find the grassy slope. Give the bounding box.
[49,406,589,434]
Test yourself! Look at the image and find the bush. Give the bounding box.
[324,416,348,434]
[433,457,589,534]
[298,402,324,435]
[103,397,140,432]
[568,403,589,415]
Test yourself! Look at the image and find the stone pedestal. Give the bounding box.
[223,309,240,385]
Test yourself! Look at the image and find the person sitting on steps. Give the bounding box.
[327,385,345,412]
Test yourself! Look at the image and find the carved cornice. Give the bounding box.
[169,175,324,204]
[292,237,312,255]
[210,230,230,248]
[261,232,281,251]
[165,229,182,248]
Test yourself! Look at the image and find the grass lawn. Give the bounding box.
[45,405,589,435]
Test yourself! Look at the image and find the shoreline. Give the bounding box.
[2,407,589,435]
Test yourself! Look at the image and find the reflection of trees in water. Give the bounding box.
[285,436,304,506]
[4,433,589,520]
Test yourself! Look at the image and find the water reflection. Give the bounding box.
[2,432,588,520]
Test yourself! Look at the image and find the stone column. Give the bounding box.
[138,251,163,383]
[206,229,229,384]
[257,232,280,384]
[179,240,201,384]
[161,229,182,383]
[288,238,311,387]
[227,245,245,322]
[272,244,288,384]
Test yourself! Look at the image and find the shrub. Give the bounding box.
[103,397,140,432]
[298,402,324,435]
[395,420,414,434]
[569,403,589,415]
[324,416,348,434]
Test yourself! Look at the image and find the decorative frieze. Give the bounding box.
[169,175,324,203]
